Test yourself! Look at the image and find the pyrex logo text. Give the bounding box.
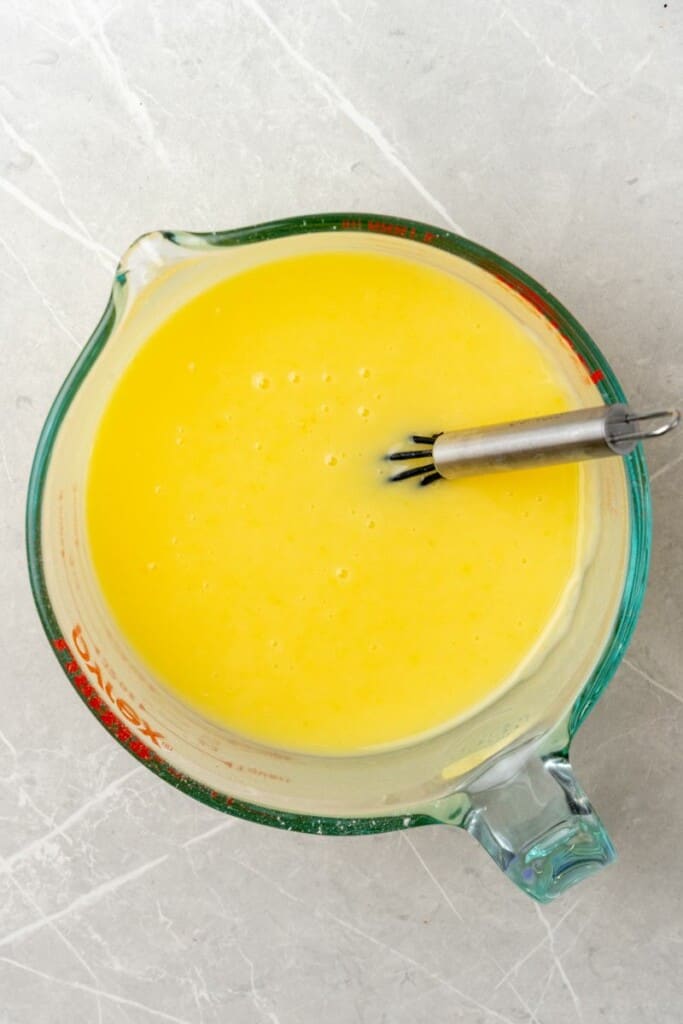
[55,625,164,748]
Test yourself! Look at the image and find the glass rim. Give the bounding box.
[25,211,651,835]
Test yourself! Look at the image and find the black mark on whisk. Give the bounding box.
[411,434,440,445]
[387,448,433,461]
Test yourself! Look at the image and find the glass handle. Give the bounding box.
[463,753,616,902]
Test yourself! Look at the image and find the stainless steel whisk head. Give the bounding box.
[387,406,680,486]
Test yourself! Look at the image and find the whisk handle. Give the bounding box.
[432,405,679,479]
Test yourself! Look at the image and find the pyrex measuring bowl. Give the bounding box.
[26,213,650,902]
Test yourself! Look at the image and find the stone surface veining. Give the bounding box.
[0,1,681,1021]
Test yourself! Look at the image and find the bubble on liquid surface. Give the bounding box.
[252,373,270,390]
[187,361,196,373]
[357,406,370,419]
[324,454,338,467]
[358,367,370,379]
[287,371,301,383]
[335,567,350,580]
[146,562,157,571]
[321,372,332,383]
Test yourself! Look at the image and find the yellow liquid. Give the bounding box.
[87,251,583,754]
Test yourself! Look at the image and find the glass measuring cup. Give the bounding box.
[26,213,650,902]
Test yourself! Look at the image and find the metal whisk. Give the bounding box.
[387,405,680,486]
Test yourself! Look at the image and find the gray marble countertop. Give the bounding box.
[1,2,682,1022]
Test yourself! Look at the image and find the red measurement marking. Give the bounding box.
[72,673,89,693]
[222,758,289,783]
[489,271,606,384]
[367,220,409,238]
[492,272,560,328]
[129,739,151,760]
[342,219,420,242]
